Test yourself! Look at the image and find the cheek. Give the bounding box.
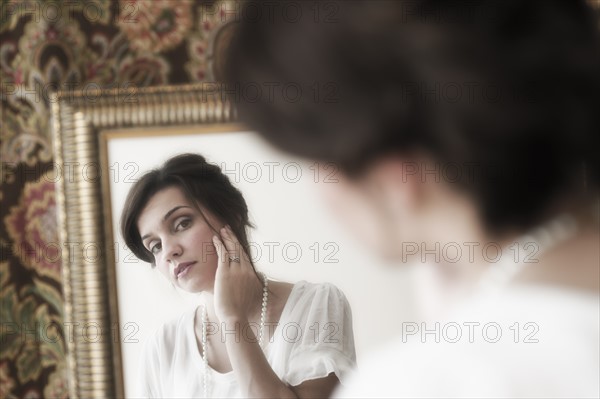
[155,262,171,279]
[186,228,219,269]
[203,248,219,269]
[192,220,217,242]
[192,228,219,261]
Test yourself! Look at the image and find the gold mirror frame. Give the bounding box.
[50,84,235,398]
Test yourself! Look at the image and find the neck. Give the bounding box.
[417,199,599,321]
[511,206,599,293]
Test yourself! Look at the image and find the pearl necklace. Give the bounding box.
[200,272,269,397]
[478,213,578,293]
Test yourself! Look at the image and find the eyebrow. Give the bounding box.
[141,205,192,241]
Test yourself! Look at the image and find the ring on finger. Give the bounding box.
[229,256,241,263]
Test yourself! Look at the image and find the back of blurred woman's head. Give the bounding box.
[226,0,599,235]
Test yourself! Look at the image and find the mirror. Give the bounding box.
[51,84,413,398]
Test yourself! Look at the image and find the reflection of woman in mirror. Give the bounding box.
[120,153,356,398]
[226,1,600,397]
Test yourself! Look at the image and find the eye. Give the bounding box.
[175,217,192,231]
[150,242,162,254]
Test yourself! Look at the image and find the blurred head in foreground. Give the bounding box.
[226,0,599,261]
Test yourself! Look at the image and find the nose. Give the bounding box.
[162,237,183,263]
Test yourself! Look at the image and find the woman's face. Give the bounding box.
[136,186,222,293]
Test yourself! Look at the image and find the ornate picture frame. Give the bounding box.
[50,85,411,399]
[50,84,236,398]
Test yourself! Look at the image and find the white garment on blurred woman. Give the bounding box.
[336,282,599,398]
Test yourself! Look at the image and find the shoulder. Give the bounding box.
[136,307,198,397]
[338,286,600,398]
[278,282,357,387]
[283,281,353,327]
[338,333,522,398]
[291,281,350,305]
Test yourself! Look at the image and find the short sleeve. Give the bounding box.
[284,283,357,387]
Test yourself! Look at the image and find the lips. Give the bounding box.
[174,261,196,279]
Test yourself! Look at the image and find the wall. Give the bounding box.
[1,1,236,396]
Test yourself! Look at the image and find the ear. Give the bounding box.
[361,155,422,213]
[316,157,426,259]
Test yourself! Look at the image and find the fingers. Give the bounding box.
[212,235,228,269]
[220,225,251,265]
[220,226,237,253]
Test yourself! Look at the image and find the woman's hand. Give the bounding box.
[212,225,262,324]
[211,226,335,399]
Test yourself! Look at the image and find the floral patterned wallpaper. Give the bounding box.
[0,1,233,397]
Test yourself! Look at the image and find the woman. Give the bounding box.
[226,0,599,397]
[120,153,356,398]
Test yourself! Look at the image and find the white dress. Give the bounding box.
[335,283,599,398]
[136,281,357,398]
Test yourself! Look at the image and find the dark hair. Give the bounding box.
[225,0,599,234]
[120,153,255,266]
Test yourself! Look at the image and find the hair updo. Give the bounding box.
[120,153,254,266]
[225,0,599,234]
